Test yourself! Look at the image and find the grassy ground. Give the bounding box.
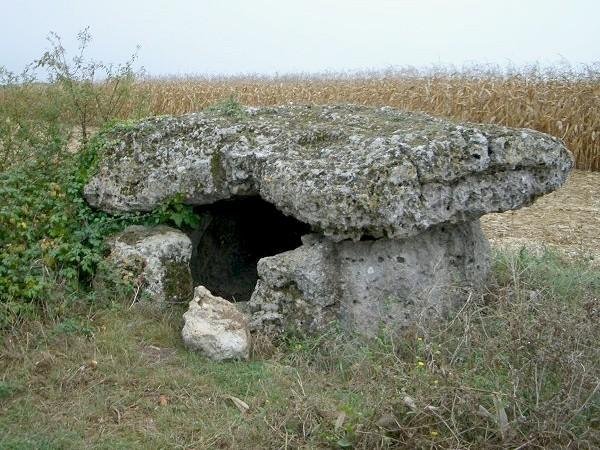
[2,250,599,449]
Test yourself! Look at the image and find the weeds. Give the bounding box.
[0,28,148,170]
[205,95,247,119]
[36,27,145,145]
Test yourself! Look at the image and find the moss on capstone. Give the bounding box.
[274,283,330,334]
[79,117,152,184]
[210,149,226,190]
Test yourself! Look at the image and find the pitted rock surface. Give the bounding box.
[84,105,573,241]
[249,223,490,335]
[182,285,250,361]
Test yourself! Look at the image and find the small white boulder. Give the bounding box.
[182,286,250,361]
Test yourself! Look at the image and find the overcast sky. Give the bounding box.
[2,0,599,76]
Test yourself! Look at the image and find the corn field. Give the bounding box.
[125,67,600,171]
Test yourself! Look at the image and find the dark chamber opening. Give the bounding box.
[189,197,311,302]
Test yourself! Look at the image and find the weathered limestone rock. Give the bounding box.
[84,105,573,242]
[85,105,573,335]
[107,225,193,307]
[182,286,250,360]
[249,222,490,335]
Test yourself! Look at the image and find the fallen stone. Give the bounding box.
[182,285,250,360]
[106,225,193,307]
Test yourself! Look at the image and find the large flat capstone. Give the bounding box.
[84,105,572,241]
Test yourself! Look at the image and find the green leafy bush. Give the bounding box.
[0,125,199,327]
[0,30,199,327]
[150,193,201,229]
[1,145,117,324]
[206,95,247,118]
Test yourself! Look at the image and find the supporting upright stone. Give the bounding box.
[249,222,489,335]
[106,225,193,307]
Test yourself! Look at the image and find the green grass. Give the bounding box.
[1,250,599,449]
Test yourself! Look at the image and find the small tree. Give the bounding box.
[36,27,143,144]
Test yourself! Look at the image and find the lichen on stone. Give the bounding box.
[106,225,193,308]
[163,259,194,304]
[84,104,573,242]
[84,105,574,336]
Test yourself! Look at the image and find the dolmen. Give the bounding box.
[85,104,572,346]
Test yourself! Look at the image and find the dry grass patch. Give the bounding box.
[1,249,599,449]
[481,170,600,262]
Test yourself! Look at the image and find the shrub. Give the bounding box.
[0,28,149,171]
[0,30,197,326]
[36,27,146,144]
